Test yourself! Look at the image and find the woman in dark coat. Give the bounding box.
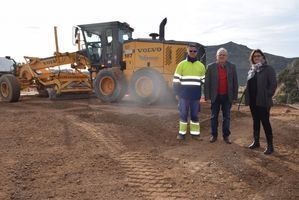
[245,49,277,155]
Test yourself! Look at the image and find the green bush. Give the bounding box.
[276,58,299,104]
[276,94,287,103]
[288,89,299,104]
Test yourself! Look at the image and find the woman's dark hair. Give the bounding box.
[249,49,267,65]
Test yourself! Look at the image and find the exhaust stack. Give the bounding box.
[159,18,167,41]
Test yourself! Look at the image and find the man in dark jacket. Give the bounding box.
[204,48,238,143]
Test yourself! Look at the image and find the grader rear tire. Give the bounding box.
[0,74,21,102]
[94,68,127,102]
[129,68,165,105]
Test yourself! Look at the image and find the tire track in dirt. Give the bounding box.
[118,152,188,199]
[66,115,126,154]
[66,114,189,199]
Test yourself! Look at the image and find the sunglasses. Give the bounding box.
[189,50,197,53]
[253,54,262,58]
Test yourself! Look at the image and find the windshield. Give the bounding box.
[83,31,102,63]
[84,31,101,43]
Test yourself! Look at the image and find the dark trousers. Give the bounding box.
[211,95,232,137]
[249,104,273,141]
[179,98,199,122]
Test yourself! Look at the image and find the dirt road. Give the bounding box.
[0,96,298,199]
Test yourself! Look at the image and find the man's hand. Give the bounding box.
[175,95,179,101]
[205,99,211,104]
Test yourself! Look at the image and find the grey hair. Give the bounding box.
[216,47,228,56]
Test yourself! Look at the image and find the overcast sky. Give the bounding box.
[0,0,298,61]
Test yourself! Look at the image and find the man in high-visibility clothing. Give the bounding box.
[173,44,206,140]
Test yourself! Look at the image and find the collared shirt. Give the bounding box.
[217,64,228,95]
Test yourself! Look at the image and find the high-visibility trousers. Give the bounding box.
[178,98,200,135]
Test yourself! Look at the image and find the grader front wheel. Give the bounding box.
[0,74,21,102]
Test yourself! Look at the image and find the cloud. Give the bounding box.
[0,0,298,59]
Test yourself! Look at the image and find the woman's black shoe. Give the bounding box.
[264,147,274,155]
[248,141,260,149]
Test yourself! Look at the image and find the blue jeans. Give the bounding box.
[211,95,232,137]
[179,98,200,123]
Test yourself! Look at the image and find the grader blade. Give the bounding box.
[47,88,92,100]
[48,92,92,100]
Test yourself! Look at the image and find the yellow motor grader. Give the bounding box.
[78,18,206,104]
[0,18,206,104]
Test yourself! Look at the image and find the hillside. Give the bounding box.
[205,42,296,85]
[275,59,299,104]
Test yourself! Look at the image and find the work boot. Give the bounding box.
[176,134,185,140]
[264,135,274,155]
[210,136,217,143]
[223,136,232,144]
[249,130,260,149]
[191,134,201,140]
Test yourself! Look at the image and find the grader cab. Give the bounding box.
[0,18,206,104]
[75,21,133,70]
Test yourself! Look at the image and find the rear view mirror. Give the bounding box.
[75,27,79,38]
[72,26,79,46]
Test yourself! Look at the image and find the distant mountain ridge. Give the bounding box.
[205,41,296,85]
